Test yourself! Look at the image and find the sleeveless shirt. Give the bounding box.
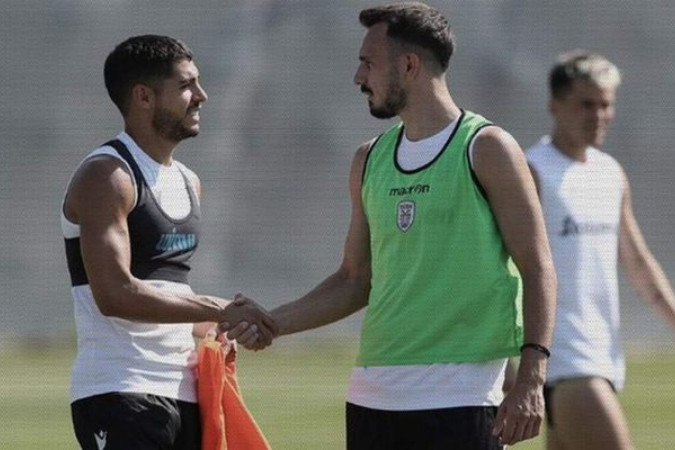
[62,132,202,402]
[358,110,523,366]
[528,136,625,388]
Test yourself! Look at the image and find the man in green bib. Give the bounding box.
[267,3,557,448]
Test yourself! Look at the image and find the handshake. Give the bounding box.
[215,293,279,351]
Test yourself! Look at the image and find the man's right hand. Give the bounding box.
[217,293,279,350]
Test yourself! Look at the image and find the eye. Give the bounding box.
[581,100,595,109]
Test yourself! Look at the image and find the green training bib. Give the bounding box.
[358,110,523,366]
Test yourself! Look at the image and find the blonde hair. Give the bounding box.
[549,50,621,99]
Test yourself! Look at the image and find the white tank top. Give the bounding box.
[527,136,625,389]
[347,122,507,411]
[62,132,201,403]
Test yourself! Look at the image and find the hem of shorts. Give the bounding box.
[546,372,622,391]
[345,396,501,411]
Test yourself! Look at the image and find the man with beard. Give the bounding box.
[258,3,557,448]
[526,50,675,450]
[61,35,277,449]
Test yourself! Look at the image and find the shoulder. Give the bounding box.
[351,140,375,179]
[590,148,626,181]
[461,109,492,128]
[472,126,522,162]
[73,144,137,186]
[525,137,552,160]
[366,123,403,154]
[589,148,626,178]
[172,160,202,199]
[174,160,201,186]
[590,148,622,169]
[525,138,556,177]
[470,126,532,189]
[74,153,134,187]
[356,133,388,166]
[67,154,136,213]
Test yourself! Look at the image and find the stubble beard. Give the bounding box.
[153,107,199,143]
[368,70,407,120]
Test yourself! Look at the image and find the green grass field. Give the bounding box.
[1,339,674,449]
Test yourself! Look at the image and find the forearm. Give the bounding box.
[627,256,675,330]
[521,271,557,347]
[193,321,218,338]
[518,264,557,385]
[92,278,231,324]
[271,268,369,336]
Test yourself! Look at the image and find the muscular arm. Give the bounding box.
[271,144,372,335]
[472,127,557,445]
[618,173,675,330]
[64,156,275,334]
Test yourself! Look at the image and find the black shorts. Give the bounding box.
[346,402,503,450]
[71,392,201,450]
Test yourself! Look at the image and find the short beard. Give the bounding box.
[152,108,198,143]
[369,71,407,119]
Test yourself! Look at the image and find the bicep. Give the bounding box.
[341,144,372,280]
[68,159,136,307]
[528,163,542,198]
[473,129,551,273]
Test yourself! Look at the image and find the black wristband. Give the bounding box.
[520,343,551,358]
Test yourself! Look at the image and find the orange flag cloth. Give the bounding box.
[197,338,272,450]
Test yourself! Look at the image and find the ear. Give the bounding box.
[402,52,423,81]
[130,83,155,111]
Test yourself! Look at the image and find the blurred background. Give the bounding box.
[1,0,673,351]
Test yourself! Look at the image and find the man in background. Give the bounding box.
[527,50,675,449]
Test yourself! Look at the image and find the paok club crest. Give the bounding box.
[397,200,416,232]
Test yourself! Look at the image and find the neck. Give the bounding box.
[398,79,461,141]
[550,130,589,162]
[124,123,177,166]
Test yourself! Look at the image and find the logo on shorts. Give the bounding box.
[397,200,416,232]
[95,430,107,450]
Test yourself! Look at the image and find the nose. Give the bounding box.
[354,64,365,86]
[195,83,208,103]
[594,107,611,125]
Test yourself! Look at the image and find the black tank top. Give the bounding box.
[65,139,201,286]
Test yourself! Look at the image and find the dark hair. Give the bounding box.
[104,35,194,115]
[359,2,454,72]
[549,50,621,99]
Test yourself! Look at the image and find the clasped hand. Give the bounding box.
[217,293,278,351]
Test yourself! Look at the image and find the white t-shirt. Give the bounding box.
[347,121,507,411]
[62,132,201,403]
[527,136,625,389]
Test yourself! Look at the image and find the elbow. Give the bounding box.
[93,295,120,317]
[90,280,139,318]
[92,290,125,317]
[336,264,371,308]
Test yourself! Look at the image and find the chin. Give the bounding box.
[591,134,607,148]
[185,123,201,136]
[369,107,397,120]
